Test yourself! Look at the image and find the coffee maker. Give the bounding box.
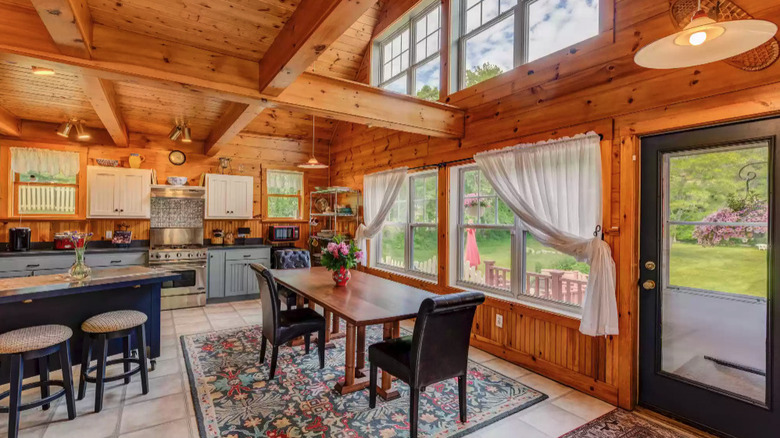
[9,227,31,251]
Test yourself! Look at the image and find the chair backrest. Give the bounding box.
[250,264,280,343]
[274,249,311,269]
[411,291,485,387]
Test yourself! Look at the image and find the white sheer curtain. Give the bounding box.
[474,132,618,336]
[355,167,409,264]
[10,147,79,178]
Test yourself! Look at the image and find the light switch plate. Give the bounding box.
[105,230,112,239]
[496,314,503,328]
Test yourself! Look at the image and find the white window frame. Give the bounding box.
[373,170,439,281]
[456,0,601,90]
[450,164,583,314]
[266,169,304,219]
[377,2,442,99]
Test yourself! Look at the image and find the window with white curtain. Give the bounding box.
[377,2,442,101]
[10,147,79,216]
[266,170,303,219]
[452,165,587,309]
[374,171,438,279]
[458,0,600,89]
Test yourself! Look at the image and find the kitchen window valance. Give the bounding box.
[10,147,80,178]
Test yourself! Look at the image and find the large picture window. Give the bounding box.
[378,4,442,101]
[454,165,587,309]
[375,171,438,279]
[459,0,600,89]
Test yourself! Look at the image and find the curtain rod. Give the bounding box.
[409,134,605,171]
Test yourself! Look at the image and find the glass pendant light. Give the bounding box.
[298,115,328,169]
[634,0,777,69]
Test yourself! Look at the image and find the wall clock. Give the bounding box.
[169,150,186,165]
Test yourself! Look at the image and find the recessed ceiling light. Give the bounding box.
[31,66,55,76]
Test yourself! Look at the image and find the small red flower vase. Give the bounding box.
[332,266,351,286]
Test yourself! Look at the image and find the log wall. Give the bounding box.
[329,0,780,408]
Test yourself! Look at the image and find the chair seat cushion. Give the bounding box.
[82,310,147,334]
[277,308,325,344]
[368,335,413,383]
[0,324,72,354]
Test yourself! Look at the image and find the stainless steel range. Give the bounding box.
[149,186,208,310]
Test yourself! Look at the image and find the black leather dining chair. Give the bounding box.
[273,249,311,310]
[368,291,485,438]
[250,264,325,379]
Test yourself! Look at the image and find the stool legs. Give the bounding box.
[136,324,149,395]
[8,354,23,438]
[59,340,77,421]
[38,356,50,410]
[122,337,131,385]
[94,334,108,413]
[78,336,92,400]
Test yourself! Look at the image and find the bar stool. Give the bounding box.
[0,325,76,438]
[78,310,149,413]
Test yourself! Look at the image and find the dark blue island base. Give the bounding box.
[0,267,179,382]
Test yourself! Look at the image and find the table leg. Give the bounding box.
[356,326,366,371]
[334,323,369,394]
[296,295,305,309]
[377,321,402,401]
[332,314,340,333]
[323,310,332,343]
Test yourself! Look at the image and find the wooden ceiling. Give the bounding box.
[0,0,382,148]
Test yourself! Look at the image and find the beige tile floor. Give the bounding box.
[0,299,624,437]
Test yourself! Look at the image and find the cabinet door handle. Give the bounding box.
[111,260,122,264]
[243,254,252,258]
[26,264,40,268]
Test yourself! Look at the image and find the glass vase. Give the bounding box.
[68,247,92,280]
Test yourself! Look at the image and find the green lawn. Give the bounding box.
[670,242,767,298]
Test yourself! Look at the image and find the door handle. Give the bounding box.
[642,280,656,290]
[644,261,656,271]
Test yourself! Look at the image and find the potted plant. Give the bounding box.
[464,194,489,219]
[321,235,363,286]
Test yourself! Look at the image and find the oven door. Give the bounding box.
[154,263,207,310]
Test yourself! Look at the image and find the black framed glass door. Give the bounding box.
[640,118,780,437]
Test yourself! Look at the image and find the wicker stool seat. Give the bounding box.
[0,325,77,438]
[78,310,149,413]
[0,325,73,354]
[81,310,148,334]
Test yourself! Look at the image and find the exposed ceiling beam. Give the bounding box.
[0,106,21,137]
[258,0,375,96]
[205,102,266,156]
[79,75,129,147]
[0,13,464,138]
[30,0,92,58]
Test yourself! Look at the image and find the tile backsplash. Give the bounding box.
[151,198,205,228]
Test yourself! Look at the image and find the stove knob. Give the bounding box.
[176,252,182,258]
[165,254,170,259]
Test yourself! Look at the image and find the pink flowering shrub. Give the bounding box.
[321,235,362,271]
[693,202,768,246]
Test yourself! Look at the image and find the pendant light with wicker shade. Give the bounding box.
[298,115,328,169]
[634,0,777,69]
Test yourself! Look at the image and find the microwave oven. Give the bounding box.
[268,225,300,242]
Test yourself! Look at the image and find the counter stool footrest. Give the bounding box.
[83,358,145,384]
[0,381,67,413]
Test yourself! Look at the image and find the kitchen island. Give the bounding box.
[0,266,178,381]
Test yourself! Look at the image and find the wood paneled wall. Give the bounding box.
[0,121,327,245]
[329,0,780,409]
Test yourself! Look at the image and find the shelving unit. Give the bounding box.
[308,187,361,265]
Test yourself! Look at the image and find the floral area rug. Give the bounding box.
[561,409,694,438]
[181,325,547,438]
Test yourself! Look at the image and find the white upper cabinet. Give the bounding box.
[87,166,151,218]
[205,174,253,219]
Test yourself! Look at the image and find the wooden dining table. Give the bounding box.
[271,267,436,400]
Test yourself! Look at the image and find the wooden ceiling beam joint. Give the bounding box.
[30,0,93,59]
[0,107,21,137]
[205,102,266,156]
[80,75,129,147]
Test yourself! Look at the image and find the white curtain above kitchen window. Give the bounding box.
[10,147,80,178]
[267,170,303,195]
[474,132,617,336]
[355,167,409,264]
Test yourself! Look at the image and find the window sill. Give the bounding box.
[370,265,438,286]
[261,218,308,223]
[455,282,583,321]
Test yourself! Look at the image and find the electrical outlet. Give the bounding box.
[495,314,503,328]
[105,230,112,239]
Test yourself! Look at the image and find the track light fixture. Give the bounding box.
[168,124,183,141]
[75,120,91,140]
[56,120,74,138]
[182,125,192,143]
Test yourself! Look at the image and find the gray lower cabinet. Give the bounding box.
[0,250,147,279]
[207,247,270,299]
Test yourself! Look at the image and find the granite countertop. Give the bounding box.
[205,243,272,250]
[0,266,180,304]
